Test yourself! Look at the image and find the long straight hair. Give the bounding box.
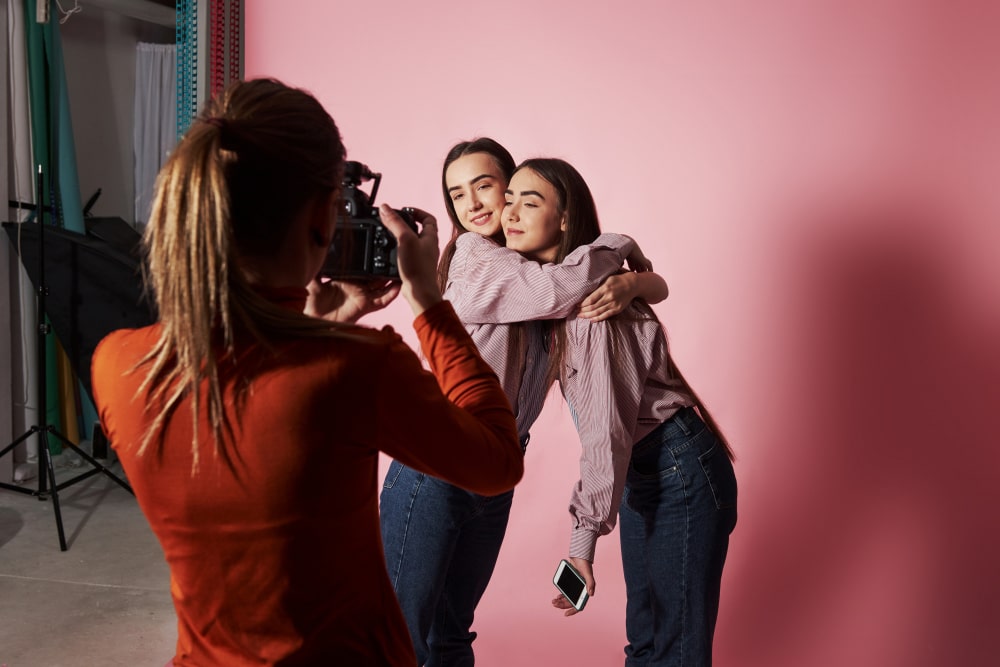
[137,78,353,473]
[436,137,516,291]
[517,158,734,460]
[435,138,529,392]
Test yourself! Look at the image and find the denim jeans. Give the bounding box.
[619,407,738,667]
[380,461,514,667]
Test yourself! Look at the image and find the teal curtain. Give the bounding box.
[24,0,93,449]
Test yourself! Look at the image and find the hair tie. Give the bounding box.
[204,116,237,151]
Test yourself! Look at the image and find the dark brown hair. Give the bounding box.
[437,137,516,291]
[516,158,734,460]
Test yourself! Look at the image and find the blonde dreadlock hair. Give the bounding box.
[136,78,351,473]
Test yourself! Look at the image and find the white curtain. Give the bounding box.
[133,42,176,227]
[4,0,40,480]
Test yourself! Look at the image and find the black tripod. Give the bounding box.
[0,166,133,552]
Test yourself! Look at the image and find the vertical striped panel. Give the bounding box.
[176,0,199,136]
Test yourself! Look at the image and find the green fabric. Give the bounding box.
[48,6,84,234]
[24,0,88,450]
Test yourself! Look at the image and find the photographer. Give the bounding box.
[90,79,522,666]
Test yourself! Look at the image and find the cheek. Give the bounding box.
[541,216,563,241]
[488,192,507,210]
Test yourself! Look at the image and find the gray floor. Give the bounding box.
[0,454,176,667]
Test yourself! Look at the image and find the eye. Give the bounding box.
[452,193,463,202]
[503,200,512,207]
[477,182,492,191]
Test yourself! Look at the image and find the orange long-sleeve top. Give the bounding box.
[91,295,522,666]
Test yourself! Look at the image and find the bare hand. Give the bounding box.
[305,277,401,324]
[551,557,596,617]
[578,272,636,321]
[379,205,442,316]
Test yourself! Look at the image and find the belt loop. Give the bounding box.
[675,407,692,436]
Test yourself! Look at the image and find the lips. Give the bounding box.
[469,211,493,226]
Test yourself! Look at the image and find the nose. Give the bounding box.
[504,203,518,223]
[468,193,483,211]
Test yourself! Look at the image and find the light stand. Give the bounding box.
[0,165,133,552]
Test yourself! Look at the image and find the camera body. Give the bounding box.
[321,161,416,280]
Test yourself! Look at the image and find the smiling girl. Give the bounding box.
[379,138,667,665]
[507,157,737,666]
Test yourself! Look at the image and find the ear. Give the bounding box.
[308,191,338,247]
[559,212,568,232]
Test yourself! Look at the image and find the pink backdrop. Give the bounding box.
[246,1,1000,665]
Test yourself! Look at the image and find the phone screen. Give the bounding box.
[556,563,586,601]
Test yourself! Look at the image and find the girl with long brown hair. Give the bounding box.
[379,138,668,666]
[504,158,737,666]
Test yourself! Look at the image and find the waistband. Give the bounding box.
[633,406,702,452]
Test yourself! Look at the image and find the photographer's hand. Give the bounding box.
[305,277,401,324]
[380,204,442,317]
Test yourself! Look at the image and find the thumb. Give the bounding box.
[378,204,414,241]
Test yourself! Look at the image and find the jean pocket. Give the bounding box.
[382,460,404,489]
[629,441,678,479]
[698,443,737,510]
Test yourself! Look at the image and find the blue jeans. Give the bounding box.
[380,461,514,667]
[619,407,738,667]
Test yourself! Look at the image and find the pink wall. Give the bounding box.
[246,1,1000,665]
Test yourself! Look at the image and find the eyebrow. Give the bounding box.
[505,188,546,200]
[447,174,495,193]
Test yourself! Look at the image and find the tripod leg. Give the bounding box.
[39,430,70,551]
[0,425,41,459]
[48,427,134,495]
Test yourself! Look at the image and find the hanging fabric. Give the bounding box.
[5,0,44,478]
[134,42,176,226]
[209,0,242,98]
[21,0,103,453]
[176,0,199,137]
[176,0,242,137]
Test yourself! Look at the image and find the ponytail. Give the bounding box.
[134,79,352,473]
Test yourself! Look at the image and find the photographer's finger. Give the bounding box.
[409,209,439,244]
[402,206,435,226]
[418,220,439,253]
[378,204,415,241]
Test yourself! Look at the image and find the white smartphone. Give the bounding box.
[553,559,589,611]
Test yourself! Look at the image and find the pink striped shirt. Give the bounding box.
[444,232,637,439]
[560,310,694,561]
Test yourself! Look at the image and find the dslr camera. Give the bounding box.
[321,161,416,280]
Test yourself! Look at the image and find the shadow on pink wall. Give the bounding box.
[719,200,1000,667]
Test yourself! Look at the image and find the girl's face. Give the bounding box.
[502,168,565,263]
[445,153,508,237]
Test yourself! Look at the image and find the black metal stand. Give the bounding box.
[0,166,133,551]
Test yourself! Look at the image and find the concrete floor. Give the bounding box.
[0,455,176,667]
